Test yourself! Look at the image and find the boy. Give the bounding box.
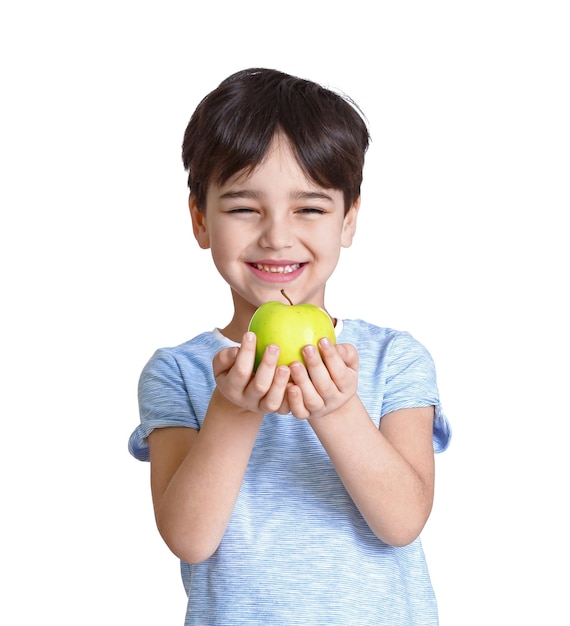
[129,68,451,625]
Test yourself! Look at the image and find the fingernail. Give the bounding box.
[245,332,255,342]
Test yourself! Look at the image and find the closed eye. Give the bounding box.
[296,207,326,215]
[227,207,257,214]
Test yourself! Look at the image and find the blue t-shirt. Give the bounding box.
[129,319,451,626]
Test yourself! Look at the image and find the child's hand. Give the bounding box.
[213,332,291,415]
[286,338,359,420]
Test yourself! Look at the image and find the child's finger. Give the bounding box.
[300,343,338,397]
[316,338,346,375]
[246,344,281,398]
[314,339,359,395]
[212,346,239,377]
[333,342,359,371]
[259,365,290,413]
[286,383,310,419]
[229,331,257,380]
[289,361,326,414]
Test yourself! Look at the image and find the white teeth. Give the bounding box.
[253,263,301,274]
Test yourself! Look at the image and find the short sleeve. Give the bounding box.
[128,349,200,461]
[381,332,451,453]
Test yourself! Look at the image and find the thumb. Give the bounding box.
[336,342,359,369]
[213,346,239,376]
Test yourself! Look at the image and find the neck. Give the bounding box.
[219,291,258,342]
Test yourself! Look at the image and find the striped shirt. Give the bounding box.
[129,319,451,625]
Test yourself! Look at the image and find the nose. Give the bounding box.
[258,214,293,250]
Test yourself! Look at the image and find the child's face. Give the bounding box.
[190,135,359,321]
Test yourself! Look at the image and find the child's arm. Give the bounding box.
[147,333,290,564]
[288,338,435,547]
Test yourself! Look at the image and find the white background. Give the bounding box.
[1,1,568,624]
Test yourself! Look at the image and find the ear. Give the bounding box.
[189,196,211,249]
[341,197,360,248]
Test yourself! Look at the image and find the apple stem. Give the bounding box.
[280,289,294,306]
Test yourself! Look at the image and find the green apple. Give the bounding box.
[247,290,336,370]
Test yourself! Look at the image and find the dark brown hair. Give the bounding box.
[182,68,370,212]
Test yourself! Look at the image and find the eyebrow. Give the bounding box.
[219,189,263,200]
[291,190,334,202]
[219,189,334,202]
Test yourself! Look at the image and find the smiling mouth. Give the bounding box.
[250,263,303,274]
